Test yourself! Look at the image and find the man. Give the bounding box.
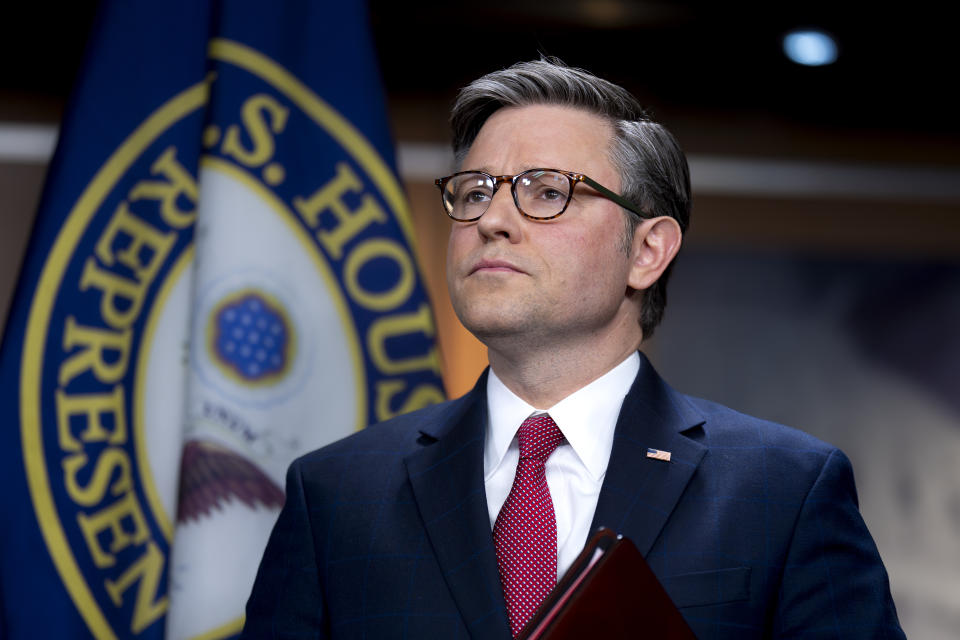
[242,59,904,639]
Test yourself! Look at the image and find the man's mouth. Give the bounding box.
[470,259,524,275]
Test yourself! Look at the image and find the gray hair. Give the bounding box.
[450,57,691,339]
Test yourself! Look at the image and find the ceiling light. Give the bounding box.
[783,29,838,66]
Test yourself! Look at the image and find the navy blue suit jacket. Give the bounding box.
[242,354,904,639]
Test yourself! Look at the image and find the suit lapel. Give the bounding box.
[405,372,511,640]
[590,353,708,556]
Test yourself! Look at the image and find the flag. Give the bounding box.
[0,1,445,639]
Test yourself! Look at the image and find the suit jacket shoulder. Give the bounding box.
[243,372,510,639]
[297,385,481,467]
[597,356,904,638]
[684,393,837,454]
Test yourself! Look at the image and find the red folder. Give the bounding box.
[518,528,696,639]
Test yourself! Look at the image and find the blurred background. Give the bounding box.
[2,1,958,638]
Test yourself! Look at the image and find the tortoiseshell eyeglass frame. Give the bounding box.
[434,168,648,222]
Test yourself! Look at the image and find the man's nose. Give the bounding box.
[476,182,522,240]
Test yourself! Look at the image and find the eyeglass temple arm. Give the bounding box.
[579,175,648,218]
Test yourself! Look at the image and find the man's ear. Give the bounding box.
[627,216,683,291]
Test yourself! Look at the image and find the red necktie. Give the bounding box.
[493,413,565,637]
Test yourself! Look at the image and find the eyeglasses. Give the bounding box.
[434,168,647,222]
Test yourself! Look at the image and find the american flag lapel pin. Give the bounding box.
[646,447,672,462]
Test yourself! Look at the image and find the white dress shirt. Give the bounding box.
[483,352,640,579]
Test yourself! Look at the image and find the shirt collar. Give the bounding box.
[484,352,640,482]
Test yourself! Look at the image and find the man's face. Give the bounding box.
[446,104,639,350]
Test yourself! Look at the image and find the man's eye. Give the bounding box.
[463,189,491,203]
[532,187,565,201]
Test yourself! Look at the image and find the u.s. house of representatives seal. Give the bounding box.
[21,39,443,640]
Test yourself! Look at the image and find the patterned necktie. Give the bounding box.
[493,413,565,637]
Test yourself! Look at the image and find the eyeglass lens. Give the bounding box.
[442,170,572,220]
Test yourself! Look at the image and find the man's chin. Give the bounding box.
[459,314,545,349]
